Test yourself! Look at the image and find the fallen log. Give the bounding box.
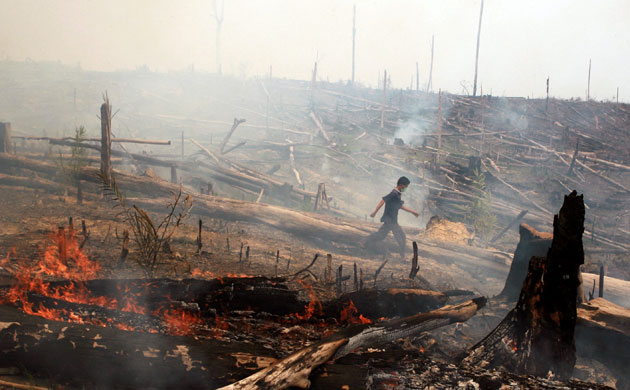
[15,136,171,145]
[309,111,331,143]
[219,298,486,390]
[325,288,449,319]
[576,297,630,389]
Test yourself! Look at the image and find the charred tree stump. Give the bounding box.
[497,223,552,301]
[465,191,585,380]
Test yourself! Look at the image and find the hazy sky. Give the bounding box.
[1,0,628,100]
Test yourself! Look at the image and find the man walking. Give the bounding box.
[365,176,419,258]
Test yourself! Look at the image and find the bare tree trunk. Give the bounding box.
[351,4,356,85]
[212,0,225,75]
[472,0,484,97]
[587,59,591,101]
[416,62,419,91]
[380,70,387,128]
[100,95,112,183]
[0,122,12,154]
[426,35,434,92]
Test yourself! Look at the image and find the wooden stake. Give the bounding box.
[472,0,484,97]
[119,230,129,266]
[170,166,178,184]
[0,123,12,153]
[409,242,419,279]
[380,69,387,128]
[599,265,604,298]
[246,246,250,262]
[197,219,203,254]
[353,262,358,291]
[359,268,364,290]
[100,94,112,183]
[326,254,333,283]
[239,242,244,262]
[336,265,343,295]
[226,237,230,253]
[181,131,184,160]
[275,250,279,277]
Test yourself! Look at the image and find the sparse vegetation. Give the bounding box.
[56,125,89,190]
[100,173,193,277]
[465,168,496,241]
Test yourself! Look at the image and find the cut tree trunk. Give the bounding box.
[464,191,585,380]
[498,223,552,301]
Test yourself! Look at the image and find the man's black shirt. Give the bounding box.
[381,189,404,224]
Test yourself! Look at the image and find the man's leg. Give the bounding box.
[392,223,407,258]
[363,223,392,249]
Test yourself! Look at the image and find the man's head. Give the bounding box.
[396,176,410,192]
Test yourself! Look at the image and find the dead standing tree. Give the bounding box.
[464,191,585,380]
[212,0,225,75]
[472,0,484,97]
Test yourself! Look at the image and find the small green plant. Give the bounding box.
[465,169,496,240]
[57,126,89,188]
[100,173,193,277]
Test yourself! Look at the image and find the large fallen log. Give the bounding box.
[576,297,630,389]
[219,298,486,390]
[464,191,585,380]
[325,288,450,319]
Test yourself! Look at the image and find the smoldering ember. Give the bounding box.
[1,4,630,390]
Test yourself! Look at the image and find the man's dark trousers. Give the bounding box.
[367,222,406,257]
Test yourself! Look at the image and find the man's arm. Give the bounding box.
[370,199,385,218]
[401,205,420,217]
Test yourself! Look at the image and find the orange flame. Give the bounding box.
[154,307,203,336]
[293,279,322,321]
[340,300,371,324]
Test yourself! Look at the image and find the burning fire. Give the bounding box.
[294,279,322,321]
[0,227,207,336]
[191,268,253,283]
[340,300,372,324]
